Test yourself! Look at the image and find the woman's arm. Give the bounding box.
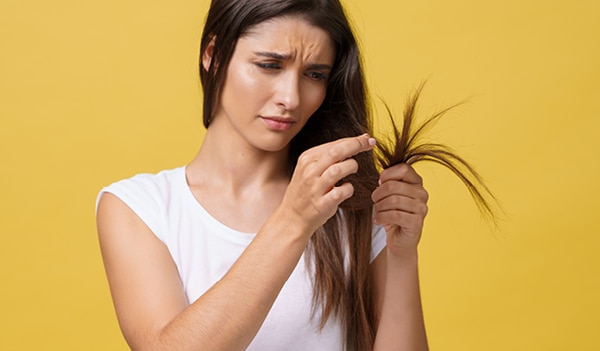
[97,134,376,351]
[371,163,429,351]
[97,193,309,351]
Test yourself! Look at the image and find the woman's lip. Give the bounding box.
[261,117,296,131]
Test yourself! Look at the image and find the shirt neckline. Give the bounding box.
[178,165,257,242]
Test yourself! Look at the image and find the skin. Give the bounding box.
[97,16,428,351]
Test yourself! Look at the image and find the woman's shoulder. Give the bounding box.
[96,166,185,211]
[110,166,184,187]
[102,166,183,193]
[96,166,187,242]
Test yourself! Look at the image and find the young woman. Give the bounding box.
[96,0,429,350]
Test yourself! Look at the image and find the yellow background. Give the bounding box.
[1,0,598,349]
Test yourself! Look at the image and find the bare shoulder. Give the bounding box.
[96,192,157,244]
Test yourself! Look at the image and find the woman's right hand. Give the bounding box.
[278,133,376,234]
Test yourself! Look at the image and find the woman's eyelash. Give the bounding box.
[256,62,281,69]
[255,62,328,81]
[307,71,328,81]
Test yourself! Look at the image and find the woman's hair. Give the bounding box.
[199,1,498,350]
[200,1,378,349]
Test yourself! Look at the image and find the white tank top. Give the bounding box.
[98,166,386,350]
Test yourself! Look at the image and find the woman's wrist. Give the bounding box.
[259,206,313,246]
[386,245,419,265]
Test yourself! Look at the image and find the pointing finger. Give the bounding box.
[310,134,375,175]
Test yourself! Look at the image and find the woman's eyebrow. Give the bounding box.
[254,51,291,60]
[308,63,332,70]
[253,51,332,70]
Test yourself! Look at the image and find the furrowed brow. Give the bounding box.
[254,51,292,60]
[309,63,332,70]
[253,51,332,70]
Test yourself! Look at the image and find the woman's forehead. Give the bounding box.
[239,16,335,62]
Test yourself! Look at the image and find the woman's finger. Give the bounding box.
[379,163,423,185]
[298,133,375,176]
[374,210,425,232]
[371,181,429,204]
[323,182,355,207]
[320,158,358,187]
[373,194,428,216]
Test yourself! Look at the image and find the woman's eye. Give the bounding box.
[306,71,328,81]
[257,62,281,70]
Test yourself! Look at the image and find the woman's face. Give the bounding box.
[206,16,335,153]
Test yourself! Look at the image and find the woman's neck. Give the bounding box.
[186,125,290,194]
[185,123,292,233]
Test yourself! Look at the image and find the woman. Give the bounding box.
[96,0,429,350]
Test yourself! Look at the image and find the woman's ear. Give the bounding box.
[202,35,216,72]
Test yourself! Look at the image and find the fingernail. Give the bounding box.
[378,178,382,186]
[368,138,376,146]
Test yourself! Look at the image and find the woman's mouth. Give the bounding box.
[260,117,296,131]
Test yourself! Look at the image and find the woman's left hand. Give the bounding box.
[371,163,429,256]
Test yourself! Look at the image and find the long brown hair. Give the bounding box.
[200,1,377,348]
[199,1,497,350]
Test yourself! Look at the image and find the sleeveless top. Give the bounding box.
[98,166,387,350]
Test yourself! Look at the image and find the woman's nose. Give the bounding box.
[273,72,300,111]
